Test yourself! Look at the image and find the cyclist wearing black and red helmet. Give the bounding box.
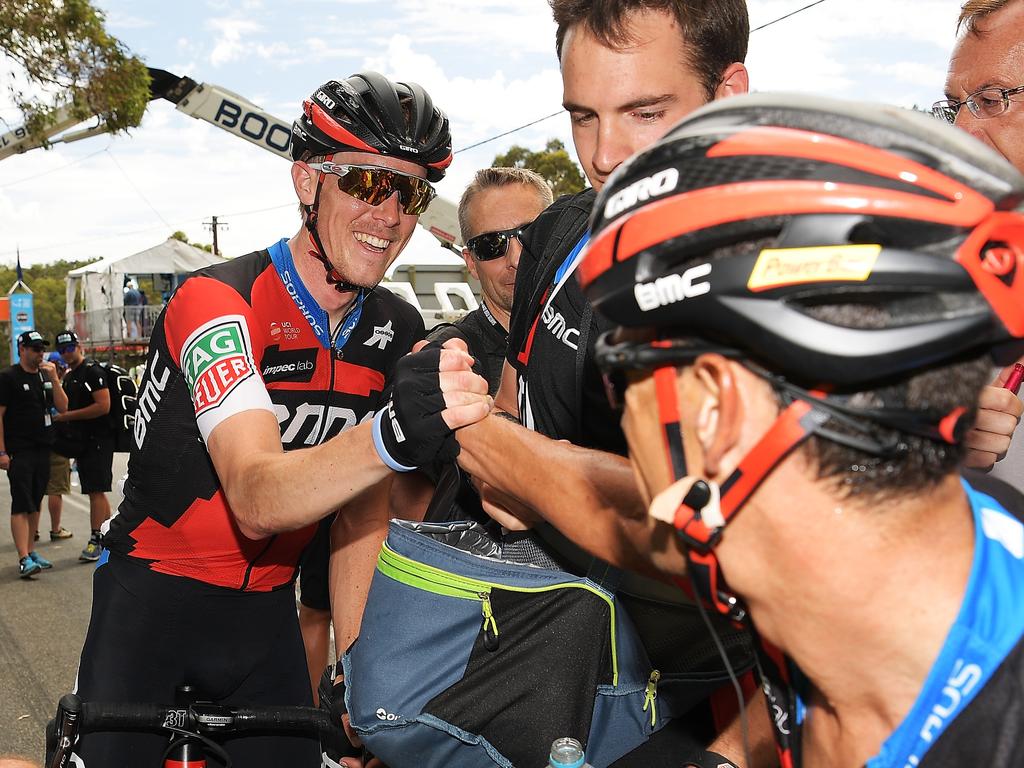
[71,72,490,768]
[580,94,1024,767]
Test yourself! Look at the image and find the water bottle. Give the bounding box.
[547,737,593,768]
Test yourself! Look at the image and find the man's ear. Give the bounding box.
[462,248,479,280]
[291,162,318,207]
[715,62,750,100]
[692,354,742,477]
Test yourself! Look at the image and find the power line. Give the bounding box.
[0,200,298,259]
[452,0,833,155]
[103,148,174,230]
[455,110,564,154]
[752,0,831,32]
[0,145,110,189]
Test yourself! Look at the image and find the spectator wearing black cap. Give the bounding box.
[52,330,112,562]
[0,331,68,578]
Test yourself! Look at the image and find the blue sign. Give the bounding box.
[9,293,35,364]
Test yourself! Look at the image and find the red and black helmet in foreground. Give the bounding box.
[291,71,452,181]
[580,93,1024,390]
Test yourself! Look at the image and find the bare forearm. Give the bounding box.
[51,386,68,413]
[457,416,671,576]
[219,420,391,538]
[329,477,405,657]
[62,402,107,421]
[708,694,779,768]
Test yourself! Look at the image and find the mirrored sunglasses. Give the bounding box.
[309,162,436,215]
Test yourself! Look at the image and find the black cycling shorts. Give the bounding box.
[7,446,49,515]
[77,438,114,494]
[298,515,333,612]
[73,555,320,768]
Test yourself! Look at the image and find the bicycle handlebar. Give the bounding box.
[47,694,348,768]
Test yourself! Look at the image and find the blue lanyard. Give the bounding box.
[553,232,590,288]
[268,238,365,351]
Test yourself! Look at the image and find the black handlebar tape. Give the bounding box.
[233,707,350,754]
[80,702,175,731]
[231,706,331,730]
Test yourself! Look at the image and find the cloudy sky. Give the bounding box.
[0,0,967,268]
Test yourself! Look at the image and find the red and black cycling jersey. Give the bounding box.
[104,244,424,591]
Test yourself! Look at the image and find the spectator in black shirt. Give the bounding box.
[0,331,67,578]
[52,330,112,562]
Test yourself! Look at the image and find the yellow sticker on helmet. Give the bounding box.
[747,244,882,292]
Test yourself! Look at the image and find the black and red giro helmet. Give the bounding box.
[580,93,1024,389]
[291,71,452,182]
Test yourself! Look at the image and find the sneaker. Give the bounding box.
[50,527,73,540]
[29,551,53,569]
[19,556,41,579]
[79,536,102,562]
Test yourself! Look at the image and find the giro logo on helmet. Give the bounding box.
[603,168,679,219]
[314,90,336,110]
[398,144,420,154]
[634,263,712,312]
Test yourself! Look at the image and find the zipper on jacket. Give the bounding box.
[481,591,500,651]
[643,669,661,727]
[378,542,621,683]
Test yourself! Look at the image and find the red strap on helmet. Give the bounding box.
[304,100,379,155]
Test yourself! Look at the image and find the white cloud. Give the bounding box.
[0,0,976,270]
[206,18,264,66]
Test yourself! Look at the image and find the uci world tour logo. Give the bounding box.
[182,316,255,415]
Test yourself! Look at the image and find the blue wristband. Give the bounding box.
[372,410,416,473]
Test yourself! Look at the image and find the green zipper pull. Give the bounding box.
[480,592,500,651]
[642,670,660,727]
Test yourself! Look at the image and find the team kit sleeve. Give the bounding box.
[85,363,109,393]
[161,276,275,443]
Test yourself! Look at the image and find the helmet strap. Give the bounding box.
[651,364,825,622]
[303,153,363,294]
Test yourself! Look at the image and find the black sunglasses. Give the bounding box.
[465,223,532,261]
[309,162,437,215]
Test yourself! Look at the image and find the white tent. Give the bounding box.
[66,237,229,340]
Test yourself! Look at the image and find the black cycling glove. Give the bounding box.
[318,665,361,763]
[373,346,459,471]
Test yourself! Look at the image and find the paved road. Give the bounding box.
[0,454,128,762]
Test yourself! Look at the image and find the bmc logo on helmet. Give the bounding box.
[314,90,337,110]
[634,263,712,312]
[604,168,679,219]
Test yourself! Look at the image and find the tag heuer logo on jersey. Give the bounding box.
[363,320,395,350]
[181,316,256,414]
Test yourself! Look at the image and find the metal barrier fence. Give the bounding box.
[72,305,164,347]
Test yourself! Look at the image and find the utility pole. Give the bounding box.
[203,215,229,256]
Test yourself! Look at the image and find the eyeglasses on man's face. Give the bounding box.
[932,84,1024,123]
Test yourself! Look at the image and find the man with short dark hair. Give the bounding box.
[454,1,764,764]
[52,330,113,562]
[0,331,67,578]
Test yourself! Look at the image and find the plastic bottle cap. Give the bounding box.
[549,737,585,768]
